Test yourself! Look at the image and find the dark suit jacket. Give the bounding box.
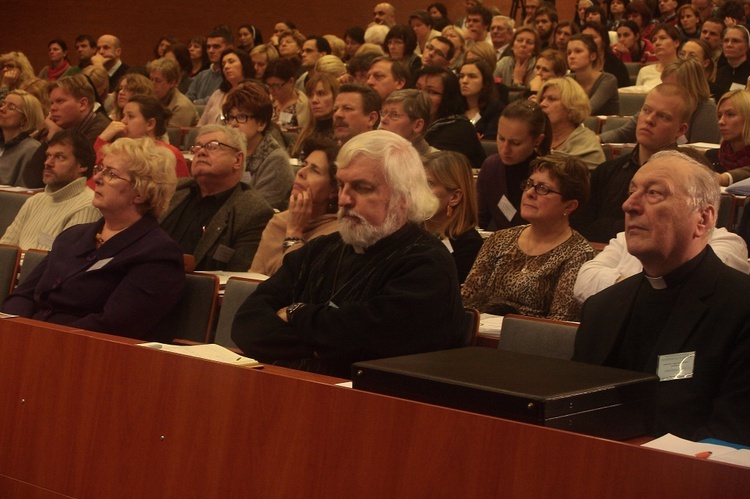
[160,179,274,271]
[108,62,130,92]
[2,216,185,341]
[573,248,750,445]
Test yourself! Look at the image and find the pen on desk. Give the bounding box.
[694,451,712,459]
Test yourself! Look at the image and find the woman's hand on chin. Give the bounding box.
[99,121,127,142]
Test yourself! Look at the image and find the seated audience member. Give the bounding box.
[494,26,540,87]
[38,40,79,82]
[626,0,656,40]
[276,30,306,67]
[343,26,365,62]
[110,73,155,121]
[0,90,44,185]
[249,44,279,80]
[263,58,309,131]
[75,34,98,69]
[379,89,436,156]
[421,36,454,69]
[580,21,631,89]
[187,36,210,78]
[459,59,503,140]
[249,137,340,276]
[94,34,130,93]
[707,89,750,186]
[613,20,658,64]
[323,35,345,60]
[566,34,620,115]
[629,24,681,91]
[95,95,189,178]
[384,24,422,75]
[423,151,483,283]
[574,226,750,302]
[290,73,339,157]
[20,74,111,188]
[489,16,513,61]
[477,100,552,231]
[297,36,331,87]
[160,125,274,271]
[600,58,720,144]
[163,43,194,95]
[679,39,716,86]
[81,65,110,116]
[551,21,580,52]
[372,2,397,27]
[464,5,493,45]
[314,55,347,79]
[573,150,750,446]
[365,57,408,100]
[533,6,558,50]
[1,130,100,250]
[464,41,499,74]
[186,28,233,104]
[153,36,175,60]
[415,66,486,168]
[148,58,198,127]
[442,24,467,71]
[237,24,262,54]
[332,83,381,145]
[676,4,702,40]
[572,83,693,242]
[463,154,594,322]
[3,138,184,341]
[0,52,49,109]
[528,49,568,97]
[198,48,255,126]
[222,82,294,210]
[231,130,464,378]
[537,78,606,169]
[410,10,441,56]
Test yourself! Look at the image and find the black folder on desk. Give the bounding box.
[352,347,658,440]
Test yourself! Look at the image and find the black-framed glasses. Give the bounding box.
[222,113,254,124]
[520,179,562,196]
[93,164,131,183]
[189,140,240,155]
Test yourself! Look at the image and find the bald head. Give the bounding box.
[374,3,396,27]
[97,34,122,69]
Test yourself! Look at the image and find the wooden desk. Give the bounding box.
[1,319,748,497]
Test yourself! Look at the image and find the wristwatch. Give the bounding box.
[286,302,306,323]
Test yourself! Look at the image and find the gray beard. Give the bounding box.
[338,206,404,249]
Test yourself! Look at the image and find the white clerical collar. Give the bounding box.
[645,275,667,289]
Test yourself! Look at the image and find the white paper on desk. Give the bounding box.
[711,449,750,467]
[194,270,269,287]
[138,342,261,367]
[726,176,750,196]
[642,433,749,467]
[478,313,504,339]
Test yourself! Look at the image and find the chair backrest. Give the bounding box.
[480,140,498,158]
[717,192,737,230]
[17,249,49,286]
[600,115,632,134]
[456,307,480,347]
[0,191,33,238]
[624,62,641,85]
[181,127,201,152]
[619,92,647,116]
[214,277,262,349]
[583,116,601,134]
[166,127,181,147]
[497,314,579,360]
[0,245,20,301]
[155,273,219,343]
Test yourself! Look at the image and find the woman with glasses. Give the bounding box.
[0,52,48,111]
[263,58,309,132]
[0,90,44,185]
[384,25,422,75]
[198,48,255,126]
[3,137,185,341]
[250,136,340,276]
[715,26,750,98]
[221,82,293,210]
[463,154,594,322]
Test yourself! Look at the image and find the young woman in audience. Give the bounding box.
[221,82,294,210]
[476,100,552,231]
[679,39,716,85]
[0,52,48,109]
[575,0,594,28]
[81,65,110,116]
[153,37,175,60]
[3,137,185,341]
[415,66,485,168]
[164,44,194,95]
[343,26,365,62]
[566,34,620,115]
[442,25,466,72]
[676,4,701,40]
[584,5,607,26]
[384,25,421,74]
[613,20,657,64]
[198,48,255,126]
[459,60,503,140]
[538,78,605,169]
[290,73,338,157]
[238,24,263,54]
[187,36,210,77]
[109,74,155,121]
[634,24,681,89]
[581,21,631,88]
[551,22,579,52]
[463,154,594,322]
[38,40,78,82]
[96,95,189,178]
[249,136,340,276]
[494,27,540,88]
[250,44,280,80]
[423,151,483,283]
[0,90,43,185]
[707,90,750,187]
[715,26,750,98]
[626,0,655,40]
[608,0,630,30]
[263,58,309,132]
[529,49,568,98]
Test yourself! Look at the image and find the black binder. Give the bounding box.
[352,347,658,440]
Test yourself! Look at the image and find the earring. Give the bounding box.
[562,212,567,217]
[447,205,453,217]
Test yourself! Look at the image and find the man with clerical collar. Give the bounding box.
[159,125,273,271]
[231,130,464,378]
[148,57,198,127]
[1,130,101,250]
[379,89,438,156]
[572,83,693,243]
[574,150,750,446]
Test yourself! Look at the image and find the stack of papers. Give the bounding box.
[642,433,750,467]
[138,342,261,367]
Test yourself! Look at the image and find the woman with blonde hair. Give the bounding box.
[707,90,750,186]
[538,78,605,169]
[249,44,279,80]
[314,55,346,78]
[0,52,49,112]
[0,90,44,185]
[110,74,155,121]
[441,25,466,71]
[423,151,483,283]
[290,73,339,157]
[464,42,497,73]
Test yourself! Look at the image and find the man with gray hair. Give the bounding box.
[379,89,437,156]
[232,130,465,378]
[491,15,514,60]
[159,125,273,270]
[574,150,750,446]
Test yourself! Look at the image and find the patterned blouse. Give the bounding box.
[462,225,594,322]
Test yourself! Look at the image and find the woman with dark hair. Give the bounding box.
[428,3,451,31]
[415,66,485,168]
[608,0,630,30]
[238,24,263,53]
[96,94,189,179]
[552,21,580,52]
[459,60,503,140]
[410,10,439,55]
[715,26,750,98]
[343,26,365,62]
[290,73,339,157]
[38,39,78,82]
[566,34,620,115]
[676,4,702,40]
[385,24,421,74]
[249,136,340,276]
[263,58,309,131]
[153,37,175,60]
[613,20,657,64]
[584,5,607,26]
[633,23,681,89]
[198,48,255,126]
[494,27,540,87]
[164,43,193,94]
[574,0,594,28]
[529,49,568,97]
[188,36,210,77]
[627,0,655,40]
[581,21,631,88]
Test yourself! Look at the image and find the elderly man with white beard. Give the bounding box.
[232,130,465,378]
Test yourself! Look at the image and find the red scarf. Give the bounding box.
[47,60,71,81]
[718,140,750,172]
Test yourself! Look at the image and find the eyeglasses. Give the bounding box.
[380,109,408,120]
[265,81,288,91]
[520,179,562,196]
[425,43,447,59]
[222,113,254,124]
[93,165,131,182]
[0,101,23,115]
[189,140,240,155]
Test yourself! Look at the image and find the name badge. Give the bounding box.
[87,257,113,271]
[37,232,55,248]
[279,111,294,126]
[657,351,695,381]
[213,244,235,263]
[497,195,517,221]
[730,82,746,91]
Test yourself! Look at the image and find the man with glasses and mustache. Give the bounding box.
[232,130,465,378]
[160,125,273,270]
